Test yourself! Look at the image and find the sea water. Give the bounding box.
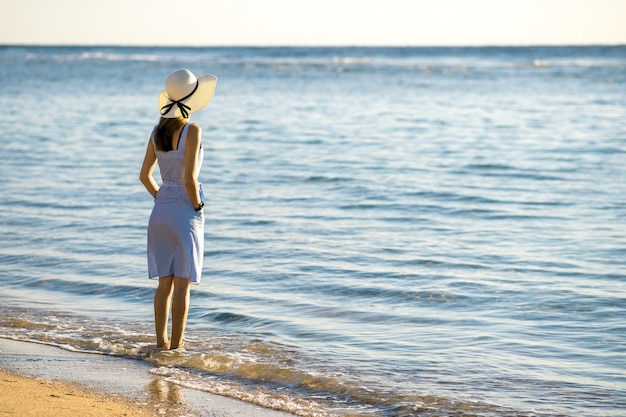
[0,45,625,416]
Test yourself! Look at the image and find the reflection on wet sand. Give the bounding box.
[147,377,190,416]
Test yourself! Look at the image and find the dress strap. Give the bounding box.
[177,123,191,151]
[149,124,191,151]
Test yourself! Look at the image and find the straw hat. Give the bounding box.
[158,69,217,118]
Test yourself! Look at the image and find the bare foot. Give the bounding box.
[170,342,185,350]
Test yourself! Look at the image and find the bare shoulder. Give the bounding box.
[185,123,202,151]
[188,123,202,135]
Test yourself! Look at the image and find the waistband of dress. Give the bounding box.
[161,180,184,186]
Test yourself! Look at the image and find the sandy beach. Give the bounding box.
[0,338,294,417]
[0,369,157,417]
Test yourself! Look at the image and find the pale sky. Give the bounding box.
[2,0,625,46]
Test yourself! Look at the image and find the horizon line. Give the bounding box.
[2,42,625,49]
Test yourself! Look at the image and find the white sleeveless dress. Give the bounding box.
[147,124,205,284]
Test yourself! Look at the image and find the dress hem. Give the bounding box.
[148,275,201,285]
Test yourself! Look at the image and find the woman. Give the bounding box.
[139,69,217,350]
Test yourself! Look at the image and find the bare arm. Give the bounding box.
[139,138,159,198]
[184,123,203,209]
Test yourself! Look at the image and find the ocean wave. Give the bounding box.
[0,307,505,417]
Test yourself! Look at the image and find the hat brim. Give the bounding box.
[158,74,217,118]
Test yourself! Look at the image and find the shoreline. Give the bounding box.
[0,338,294,417]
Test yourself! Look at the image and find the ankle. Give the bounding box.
[170,341,185,350]
[156,340,170,349]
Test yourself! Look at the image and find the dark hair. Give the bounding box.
[154,117,186,152]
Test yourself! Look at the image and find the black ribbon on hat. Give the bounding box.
[160,80,199,118]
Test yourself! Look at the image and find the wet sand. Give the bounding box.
[0,338,294,417]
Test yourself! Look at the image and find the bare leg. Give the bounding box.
[154,275,174,349]
[170,276,191,349]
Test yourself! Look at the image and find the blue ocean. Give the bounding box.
[0,45,625,416]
